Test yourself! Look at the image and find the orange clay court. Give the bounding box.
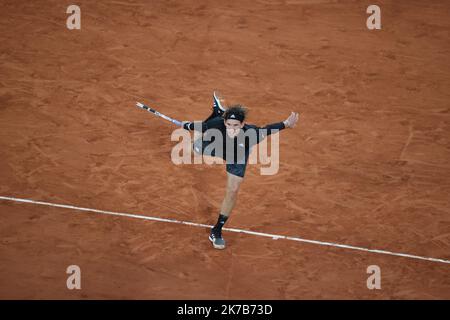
[0,0,449,299]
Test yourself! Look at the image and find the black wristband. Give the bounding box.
[183,122,192,130]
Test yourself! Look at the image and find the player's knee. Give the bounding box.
[227,189,239,200]
[227,182,241,194]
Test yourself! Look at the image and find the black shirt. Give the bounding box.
[183,117,285,164]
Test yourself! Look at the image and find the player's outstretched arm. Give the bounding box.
[254,112,299,144]
[181,117,223,132]
[258,111,299,133]
[181,120,207,132]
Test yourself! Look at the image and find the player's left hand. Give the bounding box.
[284,112,299,128]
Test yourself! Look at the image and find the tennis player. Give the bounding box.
[182,93,299,249]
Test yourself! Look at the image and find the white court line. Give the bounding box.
[1,195,449,265]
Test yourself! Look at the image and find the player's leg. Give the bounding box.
[204,91,226,122]
[209,165,245,249]
[196,92,226,157]
[220,172,243,216]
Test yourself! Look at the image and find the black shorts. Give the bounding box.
[193,138,248,178]
[226,163,247,178]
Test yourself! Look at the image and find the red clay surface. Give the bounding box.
[1,0,449,299]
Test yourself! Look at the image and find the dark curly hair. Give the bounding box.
[223,104,248,122]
